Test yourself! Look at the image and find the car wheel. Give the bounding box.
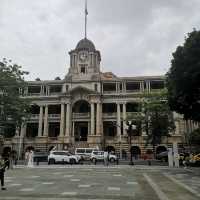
[92,158,96,163]
[110,158,115,163]
[48,159,55,165]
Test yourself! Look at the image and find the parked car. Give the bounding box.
[190,153,200,167]
[156,151,168,162]
[90,151,118,163]
[48,151,81,164]
[33,152,49,163]
[75,148,98,160]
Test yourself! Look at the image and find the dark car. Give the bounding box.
[156,151,168,162]
[33,152,49,163]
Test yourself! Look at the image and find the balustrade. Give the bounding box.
[72,113,90,118]
[48,114,61,118]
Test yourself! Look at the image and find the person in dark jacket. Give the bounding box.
[0,155,7,190]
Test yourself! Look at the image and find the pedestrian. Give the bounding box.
[4,155,10,170]
[9,151,14,169]
[25,150,29,165]
[104,151,109,166]
[183,153,190,169]
[27,150,34,167]
[0,155,7,190]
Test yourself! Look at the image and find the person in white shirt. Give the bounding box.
[104,151,109,166]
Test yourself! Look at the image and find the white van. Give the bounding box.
[75,148,98,160]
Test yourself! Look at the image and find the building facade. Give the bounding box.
[2,37,189,158]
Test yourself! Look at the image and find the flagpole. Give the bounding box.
[85,0,87,38]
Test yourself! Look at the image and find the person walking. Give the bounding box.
[27,150,34,168]
[0,155,7,190]
[8,151,14,170]
[183,153,190,169]
[25,150,29,166]
[104,151,109,166]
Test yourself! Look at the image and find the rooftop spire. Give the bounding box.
[85,0,88,38]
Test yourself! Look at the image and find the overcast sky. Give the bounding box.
[0,0,200,80]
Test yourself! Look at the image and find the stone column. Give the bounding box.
[148,81,151,93]
[62,84,66,93]
[38,106,43,137]
[20,123,27,137]
[123,103,127,135]
[59,103,65,137]
[123,82,126,93]
[145,81,149,93]
[116,83,118,93]
[140,82,144,92]
[15,126,20,137]
[72,122,75,137]
[96,102,102,136]
[117,103,121,137]
[91,103,95,135]
[99,103,103,135]
[65,103,71,136]
[43,105,49,137]
[96,103,102,135]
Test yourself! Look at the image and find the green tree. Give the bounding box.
[0,58,30,137]
[144,90,175,152]
[166,29,200,122]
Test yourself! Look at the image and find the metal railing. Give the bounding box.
[72,113,90,118]
[103,113,117,118]
[30,114,39,119]
[48,114,61,118]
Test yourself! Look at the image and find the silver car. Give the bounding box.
[90,151,117,163]
[48,151,81,164]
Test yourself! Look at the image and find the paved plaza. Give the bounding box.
[0,165,200,200]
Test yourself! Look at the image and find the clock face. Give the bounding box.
[79,52,88,62]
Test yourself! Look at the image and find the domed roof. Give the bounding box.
[76,38,96,51]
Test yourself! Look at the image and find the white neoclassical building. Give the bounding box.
[2,36,192,158]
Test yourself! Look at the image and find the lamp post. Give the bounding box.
[126,121,136,165]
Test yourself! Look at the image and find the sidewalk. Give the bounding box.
[13,164,187,171]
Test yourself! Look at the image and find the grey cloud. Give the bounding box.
[0,0,200,80]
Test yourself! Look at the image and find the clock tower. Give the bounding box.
[66,0,101,80]
[67,38,101,80]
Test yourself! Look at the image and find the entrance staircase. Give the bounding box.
[35,144,48,152]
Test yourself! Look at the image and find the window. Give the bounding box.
[94,84,98,91]
[66,85,69,91]
[86,149,93,153]
[81,66,86,74]
[103,83,116,92]
[126,82,140,91]
[150,81,165,90]
[53,152,65,155]
[28,86,41,94]
[49,85,62,93]
[120,83,122,91]
[76,149,85,153]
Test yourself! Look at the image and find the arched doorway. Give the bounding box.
[73,100,90,142]
[156,146,167,155]
[122,149,127,159]
[131,146,141,160]
[2,146,11,157]
[72,100,90,113]
[105,146,115,153]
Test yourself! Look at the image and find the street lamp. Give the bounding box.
[126,121,136,165]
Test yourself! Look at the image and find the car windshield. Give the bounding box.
[66,152,73,156]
